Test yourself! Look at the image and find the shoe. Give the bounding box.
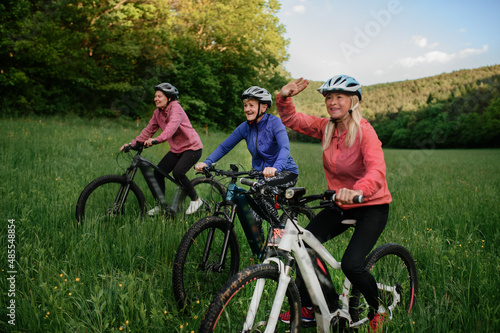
[267,228,284,246]
[185,198,203,215]
[279,307,315,326]
[148,206,161,216]
[369,312,388,333]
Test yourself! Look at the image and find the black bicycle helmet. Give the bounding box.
[240,86,273,107]
[154,82,179,98]
[317,75,362,101]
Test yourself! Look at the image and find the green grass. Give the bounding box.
[0,116,499,332]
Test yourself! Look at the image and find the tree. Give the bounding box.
[0,0,290,129]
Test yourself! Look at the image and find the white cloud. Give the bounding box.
[397,51,453,67]
[459,45,488,58]
[412,36,428,48]
[293,5,306,14]
[412,35,437,49]
[397,45,488,68]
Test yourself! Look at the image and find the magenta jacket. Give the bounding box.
[132,101,203,153]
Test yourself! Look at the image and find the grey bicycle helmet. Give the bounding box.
[317,75,362,101]
[240,86,273,107]
[155,82,179,98]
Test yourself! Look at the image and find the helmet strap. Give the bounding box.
[330,109,352,124]
[247,102,266,126]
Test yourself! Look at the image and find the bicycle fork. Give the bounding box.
[244,258,292,333]
[112,168,139,215]
[200,202,238,271]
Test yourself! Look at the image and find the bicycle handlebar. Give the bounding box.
[239,177,282,197]
[326,192,364,204]
[239,178,257,187]
[312,190,364,207]
[199,164,263,180]
[123,140,158,153]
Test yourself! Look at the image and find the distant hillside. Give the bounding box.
[289,64,500,120]
[284,65,500,148]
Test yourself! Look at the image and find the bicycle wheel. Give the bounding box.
[75,175,146,225]
[200,263,301,333]
[172,216,240,310]
[281,205,316,227]
[349,243,418,326]
[176,176,226,218]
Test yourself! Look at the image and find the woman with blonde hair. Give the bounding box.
[276,75,392,332]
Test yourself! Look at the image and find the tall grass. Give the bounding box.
[0,116,498,332]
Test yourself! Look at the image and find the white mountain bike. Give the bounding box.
[199,188,418,332]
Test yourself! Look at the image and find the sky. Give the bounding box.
[275,0,500,86]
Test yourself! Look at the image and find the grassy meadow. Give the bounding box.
[0,116,499,332]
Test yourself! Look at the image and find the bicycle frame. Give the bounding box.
[124,148,185,213]
[211,180,280,259]
[197,165,289,277]
[245,216,399,333]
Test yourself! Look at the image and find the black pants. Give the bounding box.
[154,149,202,201]
[254,171,298,226]
[296,204,389,318]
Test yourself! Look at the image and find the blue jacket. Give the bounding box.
[204,113,299,174]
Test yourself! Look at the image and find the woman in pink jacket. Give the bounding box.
[276,76,392,332]
[120,83,203,216]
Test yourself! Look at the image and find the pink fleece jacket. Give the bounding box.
[132,101,203,154]
[277,94,391,209]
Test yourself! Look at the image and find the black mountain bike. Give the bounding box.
[75,142,226,224]
[172,164,315,310]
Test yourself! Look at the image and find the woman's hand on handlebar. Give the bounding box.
[195,162,208,172]
[120,143,130,152]
[144,138,157,148]
[262,167,277,179]
[336,188,364,205]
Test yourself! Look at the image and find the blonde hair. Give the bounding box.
[322,95,362,150]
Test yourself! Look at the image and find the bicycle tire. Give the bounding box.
[200,263,301,333]
[349,243,418,326]
[175,176,226,218]
[172,216,240,310]
[280,205,316,227]
[75,175,146,225]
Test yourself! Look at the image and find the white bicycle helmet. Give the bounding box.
[240,86,273,107]
[317,75,362,101]
[155,82,179,98]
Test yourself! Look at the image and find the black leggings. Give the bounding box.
[253,171,298,226]
[154,149,202,201]
[295,204,389,318]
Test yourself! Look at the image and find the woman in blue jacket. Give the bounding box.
[195,86,299,242]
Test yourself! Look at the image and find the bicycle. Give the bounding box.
[172,164,316,310]
[200,188,418,332]
[75,141,226,224]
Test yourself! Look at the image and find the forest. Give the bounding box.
[1,0,499,148]
[1,0,289,129]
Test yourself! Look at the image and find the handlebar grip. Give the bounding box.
[240,178,257,187]
[201,166,212,178]
[332,194,365,204]
[353,195,364,204]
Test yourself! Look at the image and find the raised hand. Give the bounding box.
[279,78,310,98]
